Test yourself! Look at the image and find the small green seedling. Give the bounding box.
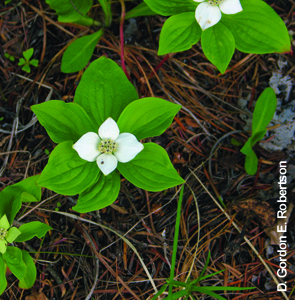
[4,52,15,62]
[0,176,52,295]
[18,48,39,73]
[151,186,255,300]
[240,87,277,175]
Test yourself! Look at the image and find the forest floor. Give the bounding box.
[0,0,295,299]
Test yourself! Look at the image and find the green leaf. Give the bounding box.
[190,287,227,300]
[143,0,197,16]
[0,255,7,295]
[23,48,34,61]
[168,186,184,296]
[5,52,15,62]
[18,58,25,66]
[75,56,139,129]
[21,192,38,203]
[161,290,188,300]
[46,0,94,26]
[37,141,99,195]
[244,152,258,175]
[240,138,253,156]
[30,59,39,67]
[31,100,95,144]
[201,22,235,74]
[251,130,266,146]
[117,97,181,140]
[221,0,291,54]
[73,171,121,212]
[118,143,184,192]
[98,0,112,26]
[193,286,256,291]
[61,30,104,73]
[15,222,52,243]
[158,12,201,55]
[252,87,277,136]
[231,138,242,146]
[18,250,36,289]
[125,2,157,19]
[22,64,31,73]
[3,247,27,282]
[150,284,169,300]
[0,175,41,224]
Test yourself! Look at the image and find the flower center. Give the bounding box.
[0,228,8,240]
[98,139,117,154]
[208,0,222,5]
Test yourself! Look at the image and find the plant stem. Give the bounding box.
[118,0,131,81]
[148,54,170,79]
[168,185,184,298]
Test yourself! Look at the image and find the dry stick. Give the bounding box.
[36,0,47,65]
[0,93,26,177]
[47,211,158,294]
[80,229,100,300]
[79,225,140,300]
[17,194,60,221]
[128,51,154,97]
[0,75,52,178]
[189,169,289,300]
[0,150,31,180]
[157,85,212,137]
[22,0,75,37]
[208,130,243,180]
[0,73,53,135]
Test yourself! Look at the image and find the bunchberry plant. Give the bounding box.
[239,87,277,175]
[0,176,52,294]
[0,215,21,254]
[18,48,39,73]
[142,0,291,73]
[31,56,184,213]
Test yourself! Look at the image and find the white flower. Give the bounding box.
[193,0,242,30]
[73,117,144,176]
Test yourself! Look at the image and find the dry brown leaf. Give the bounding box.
[184,115,199,127]
[111,203,128,214]
[25,292,48,300]
[231,198,276,228]
[264,203,294,245]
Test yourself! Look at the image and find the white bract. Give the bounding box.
[73,117,144,176]
[193,0,242,30]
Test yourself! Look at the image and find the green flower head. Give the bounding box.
[0,215,21,254]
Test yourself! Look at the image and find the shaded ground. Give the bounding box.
[1,0,295,299]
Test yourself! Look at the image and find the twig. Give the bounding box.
[0,73,53,135]
[189,169,290,300]
[81,229,100,300]
[45,210,159,294]
[208,130,243,180]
